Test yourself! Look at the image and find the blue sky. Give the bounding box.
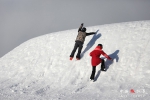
[1,0,150,57]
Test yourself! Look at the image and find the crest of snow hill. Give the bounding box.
[0,21,150,100]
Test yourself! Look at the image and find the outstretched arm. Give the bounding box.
[78,23,83,32]
[86,32,96,36]
[101,51,112,60]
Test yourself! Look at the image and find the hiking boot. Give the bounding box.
[70,57,73,60]
[90,79,95,82]
[101,69,106,71]
[76,58,80,60]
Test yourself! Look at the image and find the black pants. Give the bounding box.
[70,41,83,59]
[90,59,105,80]
[90,66,96,80]
[101,59,105,70]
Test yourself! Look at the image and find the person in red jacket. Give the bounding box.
[89,44,112,81]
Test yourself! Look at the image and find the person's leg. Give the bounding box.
[101,59,106,71]
[70,42,79,58]
[76,42,83,59]
[90,66,96,80]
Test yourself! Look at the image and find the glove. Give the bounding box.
[110,58,113,61]
[81,23,84,26]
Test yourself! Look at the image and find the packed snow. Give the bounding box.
[0,21,150,100]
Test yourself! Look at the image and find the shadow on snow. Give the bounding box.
[81,30,101,58]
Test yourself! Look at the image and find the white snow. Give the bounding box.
[0,21,150,100]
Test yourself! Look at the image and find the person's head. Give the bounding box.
[81,27,86,32]
[98,44,103,49]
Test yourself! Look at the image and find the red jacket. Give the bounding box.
[90,46,111,66]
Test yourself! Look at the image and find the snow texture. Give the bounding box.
[0,21,150,100]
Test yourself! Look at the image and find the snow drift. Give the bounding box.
[0,21,150,100]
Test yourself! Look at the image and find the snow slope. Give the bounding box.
[0,21,150,100]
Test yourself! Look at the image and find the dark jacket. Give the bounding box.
[75,25,95,43]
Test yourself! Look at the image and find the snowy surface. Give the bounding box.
[0,21,150,100]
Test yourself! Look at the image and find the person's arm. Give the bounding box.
[101,51,112,60]
[78,23,83,32]
[86,32,96,36]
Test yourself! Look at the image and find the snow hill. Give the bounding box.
[0,21,150,100]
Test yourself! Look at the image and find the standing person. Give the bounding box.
[70,23,96,60]
[89,44,112,81]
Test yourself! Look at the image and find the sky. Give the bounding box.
[1,0,150,58]
[0,21,150,99]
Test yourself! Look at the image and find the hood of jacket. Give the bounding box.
[94,46,102,51]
